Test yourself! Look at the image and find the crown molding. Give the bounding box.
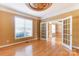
[0,5,41,20]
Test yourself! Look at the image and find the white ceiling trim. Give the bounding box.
[0,5,40,19]
[42,4,79,19]
[0,3,79,21]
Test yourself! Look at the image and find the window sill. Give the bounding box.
[15,36,32,40]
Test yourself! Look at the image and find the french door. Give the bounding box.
[62,16,72,50]
[40,22,48,40]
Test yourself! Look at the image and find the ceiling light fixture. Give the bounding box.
[26,3,52,11]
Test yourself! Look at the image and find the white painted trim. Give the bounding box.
[72,46,79,49]
[0,40,32,48]
[62,19,63,46]
[70,16,72,50]
[0,5,39,19]
[42,4,79,19]
[63,45,72,52]
[46,22,48,41]
[63,43,72,50]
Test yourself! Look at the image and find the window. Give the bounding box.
[15,16,33,39]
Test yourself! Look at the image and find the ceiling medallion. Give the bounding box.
[27,3,52,11]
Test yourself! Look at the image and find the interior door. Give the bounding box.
[40,22,48,40]
[62,16,72,50]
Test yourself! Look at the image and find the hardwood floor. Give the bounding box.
[0,37,79,56]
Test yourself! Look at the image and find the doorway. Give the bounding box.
[48,22,56,45]
[62,16,72,50]
[51,24,56,45]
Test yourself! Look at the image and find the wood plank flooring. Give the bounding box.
[0,37,79,56]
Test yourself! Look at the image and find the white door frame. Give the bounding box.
[62,16,72,50]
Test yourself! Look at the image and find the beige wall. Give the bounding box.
[56,23,62,38]
[56,24,62,33]
[72,16,79,47]
[33,19,41,40]
[0,11,40,46]
[55,23,62,42]
[0,11,14,46]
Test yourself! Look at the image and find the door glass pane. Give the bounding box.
[63,19,70,45]
[41,23,46,39]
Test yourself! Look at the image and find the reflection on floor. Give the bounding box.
[0,37,79,56]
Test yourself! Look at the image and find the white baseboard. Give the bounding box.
[63,45,72,52]
[0,39,32,48]
[72,46,79,49]
[33,38,38,40]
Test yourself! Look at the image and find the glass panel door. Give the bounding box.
[40,22,48,40]
[62,16,72,50]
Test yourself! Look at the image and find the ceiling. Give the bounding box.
[0,3,79,20]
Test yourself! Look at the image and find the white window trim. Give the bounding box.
[14,16,33,39]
